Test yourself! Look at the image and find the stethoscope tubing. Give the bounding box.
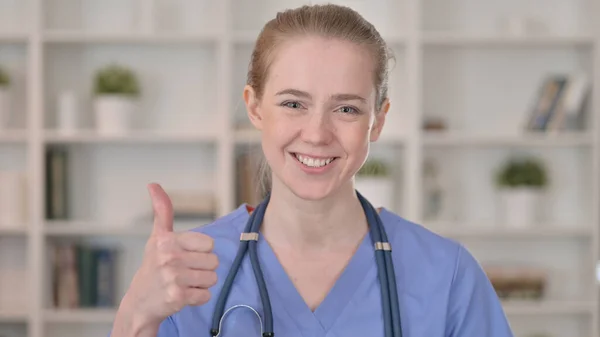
[211,191,403,337]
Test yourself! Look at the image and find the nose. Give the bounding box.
[300,110,334,145]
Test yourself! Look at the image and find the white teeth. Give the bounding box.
[295,154,334,168]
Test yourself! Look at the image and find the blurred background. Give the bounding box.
[0,1,598,337]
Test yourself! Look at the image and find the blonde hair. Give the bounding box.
[247,4,395,198]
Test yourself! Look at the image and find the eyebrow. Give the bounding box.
[275,88,367,103]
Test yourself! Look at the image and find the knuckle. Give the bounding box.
[199,289,211,303]
[205,270,218,286]
[157,251,177,267]
[166,285,184,306]
[190,289,211,305]
[161,266,178,286]
[205,237,214,251]
[155,234,175,251]
[206,253,219,270]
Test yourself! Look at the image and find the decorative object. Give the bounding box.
[423,157,444,221]
[57,90,78,133]
[92,63,141,135]
[484,265,547,300]
[498,15,530,36]
[0,170,26,228]
[422,115,447,131]
[0,66,11,130]
[169,190,217,220]
[355,158,394,209]
[494,156,548,228]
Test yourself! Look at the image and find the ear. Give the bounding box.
[243,84,263,130]
[369,98,390,142]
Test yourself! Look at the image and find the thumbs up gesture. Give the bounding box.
[117,183,219,330]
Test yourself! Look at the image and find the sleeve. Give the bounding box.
[156,316,179,337]
[107,316,179,337]
[445,244,514,337]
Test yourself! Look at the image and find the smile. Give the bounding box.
[293,153,337,168]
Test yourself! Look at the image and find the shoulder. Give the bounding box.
[379,209,483,295]
[381,210,512,335]
[189,204,249,238]
[184,204,253,265]
[380,208,464,265]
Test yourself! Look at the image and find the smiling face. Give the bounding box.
[244,35,389,201]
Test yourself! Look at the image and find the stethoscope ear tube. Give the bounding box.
[358,191,403,337]
[249,194,275,337]
[211,194,275,337]
[211,191,402,337]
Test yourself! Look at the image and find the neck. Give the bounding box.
[260,177,368,252]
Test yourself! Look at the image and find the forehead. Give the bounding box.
[264,36,376,99]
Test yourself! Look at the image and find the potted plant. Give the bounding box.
[0,66,11,129]
[354,158,394,209]
[93,63,141,135]
[494,156,548,228]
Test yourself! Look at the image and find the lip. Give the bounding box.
[292,152,337,160]
[290,152,339,174]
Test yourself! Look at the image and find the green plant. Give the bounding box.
[357,158,389,177]
[495,157,548,188]
[0,66,10,88]
[93,63,140,97]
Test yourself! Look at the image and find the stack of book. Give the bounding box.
[51,243,118,309]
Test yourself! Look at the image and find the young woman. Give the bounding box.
[110,4,514,337]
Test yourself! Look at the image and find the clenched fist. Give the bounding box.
[113,183,219,336]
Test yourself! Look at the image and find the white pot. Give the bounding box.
[355,177,394,210]
[56,90,78,134]
[498,187,541,229]
[0,87,11,129]
[94,95,137,135]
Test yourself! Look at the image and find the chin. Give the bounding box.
[284,178,337,201]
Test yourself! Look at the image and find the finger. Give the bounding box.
[185,288,211,306]
[148,183,174,235]
[176,252,219,270]
[176,269,218,288]
[176,231,214,252]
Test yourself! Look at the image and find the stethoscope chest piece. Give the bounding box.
[212,304,264,337]
[210,191,402,337]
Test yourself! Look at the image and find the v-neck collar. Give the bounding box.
[235,204,390,336]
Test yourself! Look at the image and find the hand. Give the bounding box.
[120,183,219,327]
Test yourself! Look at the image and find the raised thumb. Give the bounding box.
[147,183,174,234]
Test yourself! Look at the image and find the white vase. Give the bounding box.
[94,95,137,135]
[57,90,78,134]
[355,177,394,210]
[498,187,541,229]
[0,87,11,129]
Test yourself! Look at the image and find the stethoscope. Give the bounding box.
[209,190,403,337]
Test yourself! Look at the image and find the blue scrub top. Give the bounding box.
[149,204,513,337]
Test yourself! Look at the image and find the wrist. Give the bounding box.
[113,294,160,337]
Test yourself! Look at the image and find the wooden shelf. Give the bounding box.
[44,220,202,237]
[422,32,594,47]
[0,1,598,337]
[0,226,28,236]
[427,222,593,239]
[43,130,218,145]
[422,131,593,147]
[44,308,116,323]
[0,308,28,323]
[42,30,220,44]
[0,129,28,143]
[502,300,596,316]
[0,32,28,43]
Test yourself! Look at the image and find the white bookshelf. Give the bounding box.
[0,0,598,337]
